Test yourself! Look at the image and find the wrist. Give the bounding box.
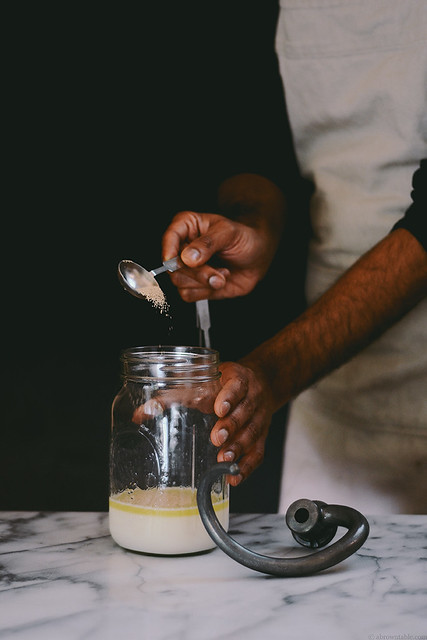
[217,173,286,235]
[238,349,287,414]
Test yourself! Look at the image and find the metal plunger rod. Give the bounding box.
[196,299,211,348]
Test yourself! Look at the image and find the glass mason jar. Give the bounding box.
[109,345,229,555]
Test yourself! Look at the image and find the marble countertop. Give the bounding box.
[0,511,426,640]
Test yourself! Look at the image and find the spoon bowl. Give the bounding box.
[118,260,160,300]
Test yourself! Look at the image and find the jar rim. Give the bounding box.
[120,345,220,382]
[121,345,218,357]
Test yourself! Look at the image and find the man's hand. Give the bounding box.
[210,361,276,486]
[161,173,287,302]
[162,211,275,301]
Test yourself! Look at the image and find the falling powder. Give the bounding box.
[119,260,172,323]
[139,283,170,314]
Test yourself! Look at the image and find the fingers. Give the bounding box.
[169,265,230,301]
[217,418,267,487]
[162,211,237,300]
[210,362,273,486]
[213,405,267,483]
[162,210,237,266]
[131,387,216,424]
[212,362,249,425]
[132,399,163,424]
[174,213,236,265]
[162,211,201,262]
[162,210,264,302]
[225,438,267,487]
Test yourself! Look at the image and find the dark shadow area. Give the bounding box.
[3,2,310,512]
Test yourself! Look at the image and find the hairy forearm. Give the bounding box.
[240,228,427,411]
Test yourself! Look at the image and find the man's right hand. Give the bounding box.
[161,211,275,302]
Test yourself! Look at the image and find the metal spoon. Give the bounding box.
[118,257,183,299]
[118,258,211,348]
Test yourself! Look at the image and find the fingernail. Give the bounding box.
[217,428,229,445]
[182,247,200,264]
[224,450,235,462]
[219,401,230,417]
[208,275,225,289]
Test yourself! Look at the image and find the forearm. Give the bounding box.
[240,228,427,411]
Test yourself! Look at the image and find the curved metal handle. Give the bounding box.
[197,462,370,577]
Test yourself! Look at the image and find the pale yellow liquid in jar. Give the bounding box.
[109,486,229,554]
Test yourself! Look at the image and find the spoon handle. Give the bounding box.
[151,256,184,277]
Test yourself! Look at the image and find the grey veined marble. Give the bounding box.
[0,511,426,640]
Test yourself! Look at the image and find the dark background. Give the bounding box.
[3,1,310,513]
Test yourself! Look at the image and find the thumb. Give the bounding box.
[180,219,236,268]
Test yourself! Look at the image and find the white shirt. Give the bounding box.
[276,0,427,514]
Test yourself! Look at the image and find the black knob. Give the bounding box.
[285,499,338,549]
